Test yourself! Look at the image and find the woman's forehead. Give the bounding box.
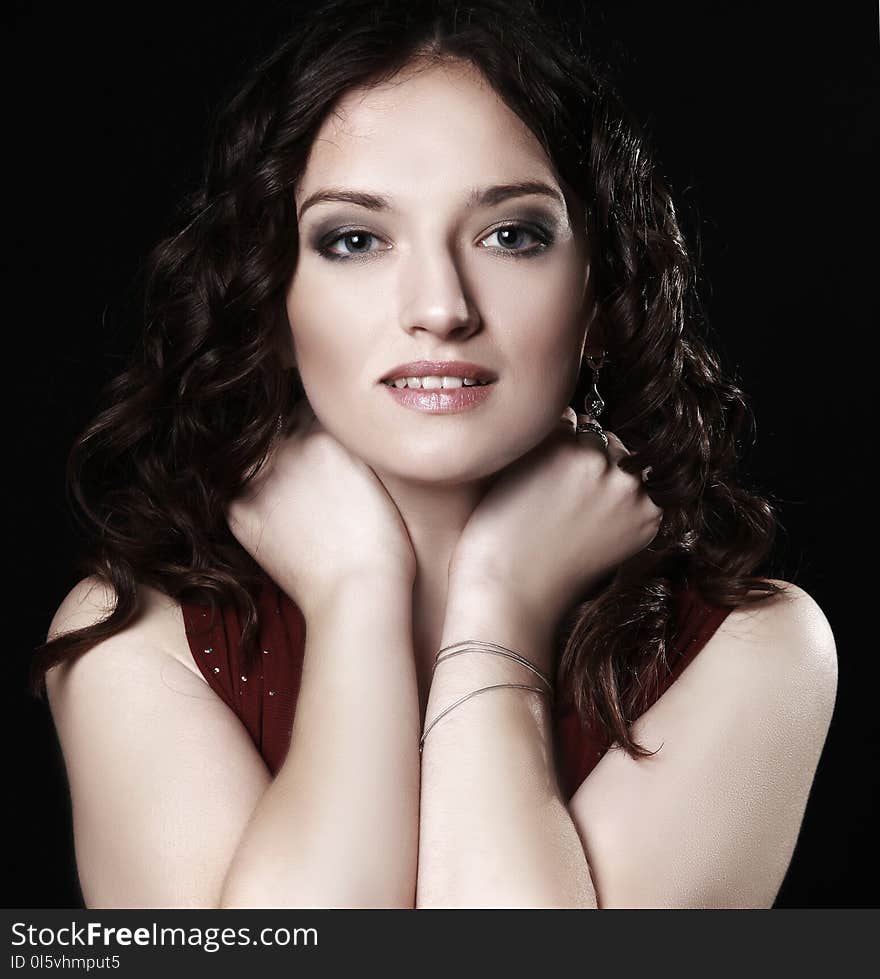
[296,60,557,208]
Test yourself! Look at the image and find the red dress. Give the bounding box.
[181,576,733,801]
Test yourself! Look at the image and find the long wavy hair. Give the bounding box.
[31,0,784,760]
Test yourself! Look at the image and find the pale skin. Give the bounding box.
[45,58,838,908]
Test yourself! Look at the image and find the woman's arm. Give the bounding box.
[414,420,661,907]
[217,404,423,905]
[220,574,421,908]
[47,579,274,908]
[47,575,420,908]
[415,585,597,908]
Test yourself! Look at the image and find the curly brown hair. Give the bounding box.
[31,0,784,761]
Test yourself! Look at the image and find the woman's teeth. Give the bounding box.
[385,376,491,389]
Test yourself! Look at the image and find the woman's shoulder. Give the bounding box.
[49,574,178,628]
[678,576,831,628]
[713,578,835,648]
[46,575,203,690]
[693,578,837,703]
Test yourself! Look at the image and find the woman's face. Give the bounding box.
[286,57,592,485]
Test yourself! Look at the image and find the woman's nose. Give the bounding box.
[397,245,481,342]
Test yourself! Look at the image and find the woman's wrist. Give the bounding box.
[441,579,558,679]
[297,568,414,624]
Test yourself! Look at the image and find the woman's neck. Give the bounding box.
[373,470,492,710]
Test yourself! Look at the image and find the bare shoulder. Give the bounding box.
[696,577,839,750]
[712,578,838,695]
[49,574,183,639]
[46,575,208,699]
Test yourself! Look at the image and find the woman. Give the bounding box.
[33,0,837,908]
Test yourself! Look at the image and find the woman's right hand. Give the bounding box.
[226,399,416,618]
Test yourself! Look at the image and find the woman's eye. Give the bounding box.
[318,230,387,260]
[479,224,549,256]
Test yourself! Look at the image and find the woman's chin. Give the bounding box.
[373,466,492,490]
[368,454,508,490]
[360,429,554,488]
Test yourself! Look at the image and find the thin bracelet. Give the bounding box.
[419,682,550,754]
[432,638,554,693]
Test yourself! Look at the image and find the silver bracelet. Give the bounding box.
[432,638,554,694]
[419,682,551,754]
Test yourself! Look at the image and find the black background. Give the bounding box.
[6,1,878,907]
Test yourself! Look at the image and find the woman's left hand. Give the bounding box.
[447,414,663,644]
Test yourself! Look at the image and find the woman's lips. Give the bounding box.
[382,381,496,413]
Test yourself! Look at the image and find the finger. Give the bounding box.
[603,432,657,487]
[606,435,655,489]
[576,426,631,468]
[602,431,630,466]
[560,406,578,429]
[603,430,631,462]
[572,418,620,457]
[603,434,654,486]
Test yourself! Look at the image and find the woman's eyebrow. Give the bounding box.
[297,180,566,220]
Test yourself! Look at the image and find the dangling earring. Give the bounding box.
[583,350,606,421]
[575,350,609,451]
